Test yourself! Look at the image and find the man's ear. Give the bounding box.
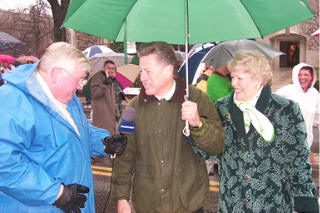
[164,64,174,77]
[50,67,62,83]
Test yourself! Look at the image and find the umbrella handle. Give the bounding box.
[183,121,190,137]
[182,94,190,137]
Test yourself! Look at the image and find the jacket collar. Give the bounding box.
[139,75,186,106]
[228,86,272,138]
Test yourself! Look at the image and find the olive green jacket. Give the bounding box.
[112,76,224,213]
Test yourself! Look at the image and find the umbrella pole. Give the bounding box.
[183,0,190,137]
[124,20,128,65]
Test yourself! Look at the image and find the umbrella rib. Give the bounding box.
[116,1,139,40]
[238,0,263,38]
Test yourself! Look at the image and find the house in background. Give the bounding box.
[259,24,319,70]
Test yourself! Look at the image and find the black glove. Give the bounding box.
[53,184,89,213]
[102,134,128,155]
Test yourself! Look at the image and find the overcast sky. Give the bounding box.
[0,0,37,11]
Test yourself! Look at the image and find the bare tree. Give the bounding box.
[25,1,53,53]
[1,0,53,56]
[299,0,319,51]
[46,0,70,42]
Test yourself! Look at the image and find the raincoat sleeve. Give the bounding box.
[72,95,109,156]
[188,86,225,156]
[0,108,61,206]
[87,123,109,156]
[286,103,319,213]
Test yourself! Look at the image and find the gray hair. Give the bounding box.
[39,42,89,74]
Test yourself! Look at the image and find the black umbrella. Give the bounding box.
[0,32,23,52]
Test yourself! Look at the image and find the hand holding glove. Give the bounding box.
[53,184,89,213]
[103,134,128,155]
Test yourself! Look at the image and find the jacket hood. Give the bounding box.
[2,62,51,105]
[2,62,39,92]
[2,62,77,111]
[292,63,316,91]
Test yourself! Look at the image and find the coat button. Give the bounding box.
[242,198,248,205]
[243,173,249,181]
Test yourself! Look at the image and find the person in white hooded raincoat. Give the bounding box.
[276,63,319,149]
[0,42,127,213]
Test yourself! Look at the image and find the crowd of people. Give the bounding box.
[0,40,318,213]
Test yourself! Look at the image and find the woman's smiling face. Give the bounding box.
[231,67,262,102]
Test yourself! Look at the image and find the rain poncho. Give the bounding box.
[0,63,109,212]
[276,63,319,148]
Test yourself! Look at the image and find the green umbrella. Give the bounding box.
[63,0,314,135]
[63,0,314,95]
[64,0,314,44]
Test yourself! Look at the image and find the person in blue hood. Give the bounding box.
[0,42,127,213]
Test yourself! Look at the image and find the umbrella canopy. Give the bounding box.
[89,52,133,74]
[311,28,320,37]
[115,64,140,89]
[63,0,314,136]
[174,51,186,64]
[0,32,23,52]
[188,43,216,57]
[64,0,314,45]
[179,45,215,84]
[83,45,114,58]
[203,39,284,69]
[0,54,15,63]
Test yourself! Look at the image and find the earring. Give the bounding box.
[256,84,260,89]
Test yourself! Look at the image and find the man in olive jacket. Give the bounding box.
[112,42,225,213]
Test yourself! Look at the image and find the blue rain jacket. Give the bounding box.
[0,63,109,212]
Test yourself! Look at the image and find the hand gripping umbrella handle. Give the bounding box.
[183,121,190,137]
[182,94,190,137]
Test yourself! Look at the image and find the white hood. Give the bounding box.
[291,63,316,92]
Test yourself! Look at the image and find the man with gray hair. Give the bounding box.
[0,42,127,212]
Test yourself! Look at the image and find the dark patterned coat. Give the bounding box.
[210,86,318,213]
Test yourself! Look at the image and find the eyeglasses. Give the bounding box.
[60,68,87,87]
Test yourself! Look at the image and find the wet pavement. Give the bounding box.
[82,68,319,212]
